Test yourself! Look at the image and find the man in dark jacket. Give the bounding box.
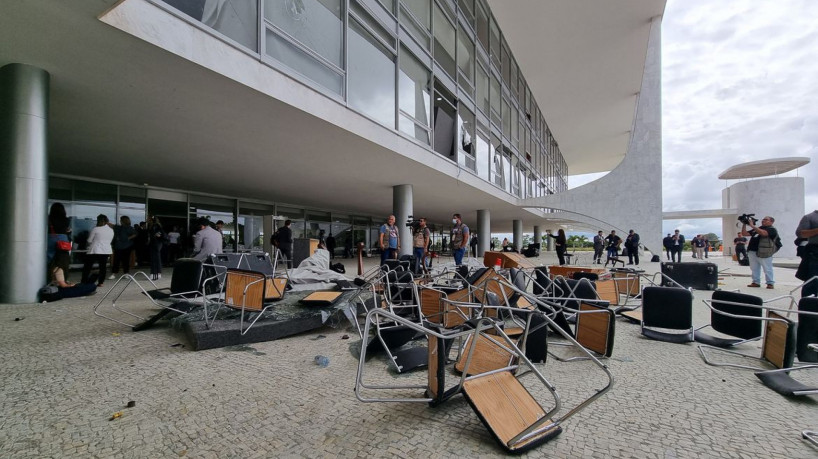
[625,230,640,265]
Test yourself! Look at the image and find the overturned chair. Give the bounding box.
[93,258,207,329]
[637,286,694,343]
[354,301,613,454]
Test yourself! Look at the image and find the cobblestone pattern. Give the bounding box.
[1,254,816,458]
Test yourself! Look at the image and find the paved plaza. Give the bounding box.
[1,251,816,458]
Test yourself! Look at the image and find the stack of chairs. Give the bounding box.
[355,275,614,453]
[205,251,289,335]
[93,258,207,329]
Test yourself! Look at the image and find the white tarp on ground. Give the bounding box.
[287,249,348,291]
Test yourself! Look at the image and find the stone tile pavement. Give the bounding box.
[1,252,816,458]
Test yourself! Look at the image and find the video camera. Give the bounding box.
[737,213,758,225]
[405,215,422,232]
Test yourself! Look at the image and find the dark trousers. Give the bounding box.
[593,247,603,263]
[670,247,682,263]
[735,246,747,262]
[665,248,671,260]
[150,245,162,275]
[112,247,133,274]
[627,247,639,265]
[279,245,293,268]
[556,248,566,265]
[82,254,109,284]
[59,282,97,298]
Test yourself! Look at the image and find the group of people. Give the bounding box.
[588,229,640,267]
[378,213,470,272]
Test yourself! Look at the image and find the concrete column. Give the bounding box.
[0,64,50,303]
[393,184,412,257]
[262,215,273,255]
[512,220,523,252]
[533,226,542,250]
[476,209,490,256]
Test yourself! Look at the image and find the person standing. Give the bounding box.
[470,233,479,258]
[148,216,166,280]
[795,210,818,297]
[167,226,181,264]
[692,235,706,260]
[82,214,114,287]
[47,202,72,264]
[108,216,136,280]
[412,217,431,273]
[670,229,684,263]
[548,229,567,265]
[326,232,336,259]
[604,230,621,266]
[625,230,640,265]
[663,233,673,261]
[593,230,604,264]
[276,220,294,267]
[379,215,400,265]
[733,232,748,264]
[450,213,470,266]
[742,216,778,289]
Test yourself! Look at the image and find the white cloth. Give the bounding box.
[86,226,114,255]
[288,249,348,285]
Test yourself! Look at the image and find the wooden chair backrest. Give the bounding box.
[762,310,794,369]
[575,302,614,356]
[420,287,471,328]
[224,270,266,312]
[455,333,516,376]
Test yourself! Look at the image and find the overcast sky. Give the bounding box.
[570,0,818,239]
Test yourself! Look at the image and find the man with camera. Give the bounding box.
[411,217,431,274]
[796,209,818,297]
[740,214,778,289]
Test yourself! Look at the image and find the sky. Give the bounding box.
[569,0,818,240]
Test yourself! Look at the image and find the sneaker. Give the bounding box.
[766,284,774,289]
[747,283,761,288]
[108,274,116,280]
[157,274,162,279]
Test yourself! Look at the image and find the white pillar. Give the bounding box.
[393,184,413,257]
[513,220,523,252]
[477,209,490,256]
[533,226,542,250]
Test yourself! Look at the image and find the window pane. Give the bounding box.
[476,131,489,181]
[502,99,510,138]
[458,0,474,25]
[475,3,489,51]
[433,82,457,158]
[265,29,343,95]
[377,0,395,14]
[458,105,476,171]
[403,0,431,29]
[264,0,342,66]
[399,115,431,144]
[476,64,489,114]
[489,16,500,69]
[501,43,510,85]
[433,4,456,79]
[400,7,430,48]
[490,71,501,125]
[348,18,396,127]
[163,0,258,51]
[457,26,474,83]
[399,46,431,126]
[510,59,518,99]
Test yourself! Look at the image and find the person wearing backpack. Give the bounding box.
[741,215,779,289]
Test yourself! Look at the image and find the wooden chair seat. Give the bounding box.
[455,333,516,375]
[463,371,562,452]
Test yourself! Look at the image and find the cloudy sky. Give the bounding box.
[571,0,818,239]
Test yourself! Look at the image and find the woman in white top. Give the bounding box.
[82,214,114,287]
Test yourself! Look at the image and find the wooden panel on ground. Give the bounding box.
[483,251,537,269]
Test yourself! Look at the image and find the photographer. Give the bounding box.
[411,217,431,274]
[740,215,778,289]
[796,209,818,297]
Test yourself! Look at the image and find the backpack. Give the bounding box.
[270,231,280,247]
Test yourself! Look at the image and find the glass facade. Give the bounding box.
[155,0,568,196]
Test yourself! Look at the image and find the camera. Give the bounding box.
[405,215,422,231]
[737,213,758,225]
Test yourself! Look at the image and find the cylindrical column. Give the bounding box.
[476,209,491,257]
[512,220,523,252]
[0,64,50,304]
[393,184,413,257]
[533,226,542,251]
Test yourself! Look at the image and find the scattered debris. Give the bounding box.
[314,355,330,367]
[341,334,349,340]
[14,317,23,321]
[126,401,136,408]
[170,343,184,348]
[178,449,188,457]
[310,334,327,341]
[109,411,123,421]
[112,332,120,337]
[223,344,266,355]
